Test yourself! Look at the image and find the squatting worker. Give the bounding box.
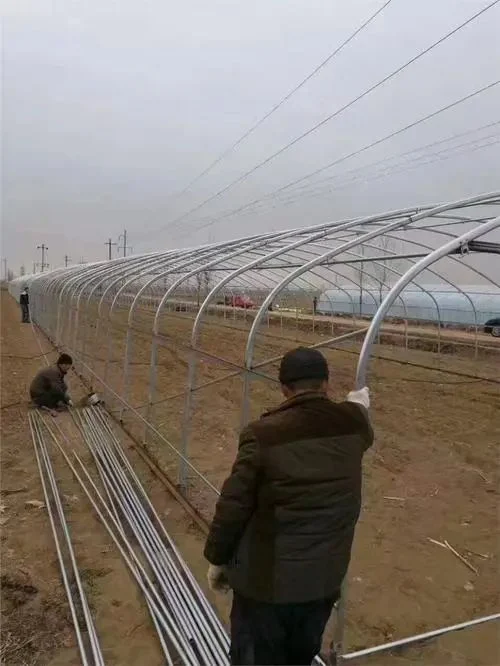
[30,353,74,412]
[20,286,30,323]
[204,347,373,666]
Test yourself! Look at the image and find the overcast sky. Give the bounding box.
[2,0,500,274]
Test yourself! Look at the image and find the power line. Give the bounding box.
[171,80,500,240]
[161,0,394,204]
[200,121,500,219]
[292,135,500,206]
[150,0,499,240]
[277,119,500,201]
[176,136,500,239]
[265,131,500,209]
[175,129,500,230]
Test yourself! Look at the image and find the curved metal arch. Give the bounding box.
[243,192,499,373]
[74,252,179,354]
[55,259,133,343]
[356,215,500,387]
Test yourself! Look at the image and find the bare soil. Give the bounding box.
[2,290,500,665]
[0,292,221,665]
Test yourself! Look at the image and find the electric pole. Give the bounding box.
[64,255,71,267]
[104,238,117,260]
[118,230,132,257]
[37,244,49,272]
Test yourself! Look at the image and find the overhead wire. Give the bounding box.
[269,119,500,202]
[194,126,500,222]
[156,0,394,204]
[171,79,500,241]
[150,119,500,233]
[148,0,499,240]
[268,133,500,211]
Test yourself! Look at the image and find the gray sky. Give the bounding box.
[2,0,500,274]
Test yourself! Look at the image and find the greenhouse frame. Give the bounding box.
[9,191,500,662]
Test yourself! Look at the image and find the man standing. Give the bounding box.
[30,353,74,415]
[204,347,373,666]
[20,286,30,323]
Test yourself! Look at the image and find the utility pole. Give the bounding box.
[104,238,117,260]
[37,244,49,272]
[118,230,132,257]
[64,255,71,267]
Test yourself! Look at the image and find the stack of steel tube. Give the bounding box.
[29,411,105,666]
[66,406,230,665]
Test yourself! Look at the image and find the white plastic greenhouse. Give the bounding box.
[318,285,499,325]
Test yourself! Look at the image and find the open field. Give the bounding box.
[2,289,500,664]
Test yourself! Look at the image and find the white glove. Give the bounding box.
[347,387,370,409]
[207,564,230,593]
[67,399,74,407]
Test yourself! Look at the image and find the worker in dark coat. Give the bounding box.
[19,287,30,323]
[204,347,373,666]
[30,353,74,413]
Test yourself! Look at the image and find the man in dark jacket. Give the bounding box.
[30,353,74,414]
[20,287,30,323]
[204,347,373,666]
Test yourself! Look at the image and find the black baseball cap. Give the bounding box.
[279,347,329,385]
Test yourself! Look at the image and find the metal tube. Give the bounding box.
[85,408,229,661]
[81,412,222,665]
[75,407,229,664]
[67,411,175,666]
[33,415,105,666]
[356,215,500,388]
[92,407,229,649]
[28,414,91,666]
[341,613,500,661]
[42,421,201,666]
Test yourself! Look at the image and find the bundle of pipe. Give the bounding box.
[28,411,105,666]
[70,406,230,665]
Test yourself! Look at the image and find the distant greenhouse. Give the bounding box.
[317,285,500,326]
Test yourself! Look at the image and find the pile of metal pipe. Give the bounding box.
[66,405,229,665]
[28,411,105,666]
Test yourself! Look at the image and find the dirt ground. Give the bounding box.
[2,289,500,665]
[0,291,223,665]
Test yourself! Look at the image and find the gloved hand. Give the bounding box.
[347,387,370,409]
[207,564,230,593]
[67,399,74,407]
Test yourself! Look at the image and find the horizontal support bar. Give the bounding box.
[466,240,500,254]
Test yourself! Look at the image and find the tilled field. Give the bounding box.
[2,290,499,664]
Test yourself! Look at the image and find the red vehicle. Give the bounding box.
[223,294,255,309]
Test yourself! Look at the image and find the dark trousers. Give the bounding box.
[31,388,66,409]
[230,592,336,666]
[21,303,30,323]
